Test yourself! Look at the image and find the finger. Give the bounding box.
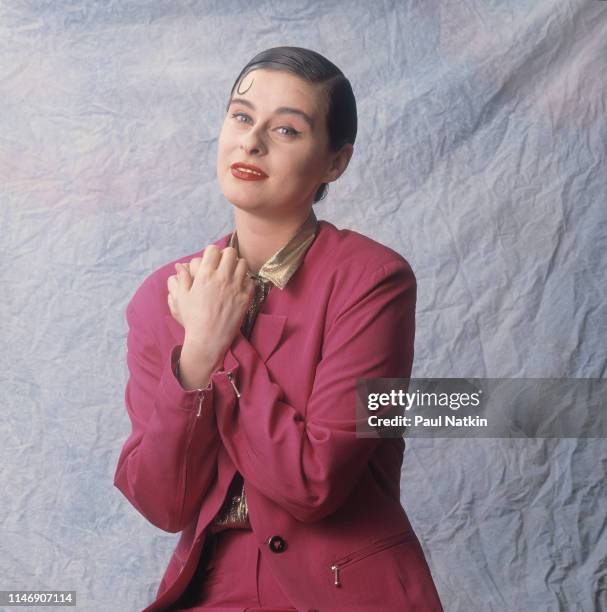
[167,275,179,311]
[217,246,239,279]
[192,246,221,289]
[245,276,256,301]
[189,257,202,277]
[175,264,193,290]
[167,292,177,317]
[167,273,178,294]
[174,263,188,278]
[200,244,222,271]
[234,257,250,288]
[174,262,192,275]
[174,262,189,280]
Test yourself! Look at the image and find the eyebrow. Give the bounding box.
[228,98,315,129]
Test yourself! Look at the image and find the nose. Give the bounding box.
[240,128,266,156]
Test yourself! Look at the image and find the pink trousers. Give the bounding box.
[172,528,296,612]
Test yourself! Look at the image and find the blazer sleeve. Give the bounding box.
[113,293,223,533]
[216,259,416,523]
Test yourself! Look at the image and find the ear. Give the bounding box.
[321,143,354,184]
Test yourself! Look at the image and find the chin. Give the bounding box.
[220,175,268,208]
[221,186,265,211]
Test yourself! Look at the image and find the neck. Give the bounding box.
[233,207,313,275]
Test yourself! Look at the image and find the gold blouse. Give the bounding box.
[208,209,318,533]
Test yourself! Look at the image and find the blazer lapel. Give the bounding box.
[248,312,287,363]
[163,311,287,365]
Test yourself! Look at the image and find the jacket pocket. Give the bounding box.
[329,528,416,587]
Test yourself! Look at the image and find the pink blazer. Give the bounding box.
[114,219,443,612]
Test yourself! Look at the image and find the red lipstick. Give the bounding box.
[231,162,268,181]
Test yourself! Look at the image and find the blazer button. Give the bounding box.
[267,535,287,553]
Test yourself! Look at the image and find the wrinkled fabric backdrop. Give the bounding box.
[1,1,605,611]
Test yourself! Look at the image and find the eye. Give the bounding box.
[276,126,300,137]
[230,112,300,137]
[230,111,251,124]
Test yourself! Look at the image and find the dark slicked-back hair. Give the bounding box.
[226,46,357,203]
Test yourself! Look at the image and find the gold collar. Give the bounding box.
[228,209,318,290]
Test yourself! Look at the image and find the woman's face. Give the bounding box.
[217,68,344,218]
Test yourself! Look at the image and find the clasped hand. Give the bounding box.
[166,245,255,363]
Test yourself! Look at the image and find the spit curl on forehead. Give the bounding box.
[236,72,255,95]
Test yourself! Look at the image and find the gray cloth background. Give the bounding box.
[1,1,605,611]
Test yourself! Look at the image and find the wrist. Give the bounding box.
[183,334,224,370]
[174,359,211,391]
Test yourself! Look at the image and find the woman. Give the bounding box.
[114,46,444,612]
